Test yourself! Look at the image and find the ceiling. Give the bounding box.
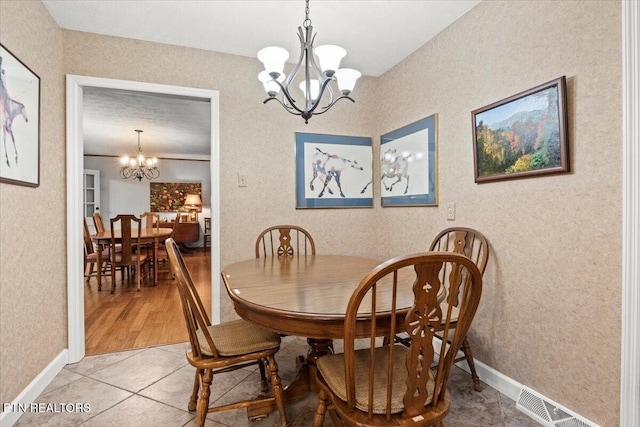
[44,0,481,158]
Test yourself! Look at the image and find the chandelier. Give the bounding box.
[256,0,361,123]
[119,129,159,181]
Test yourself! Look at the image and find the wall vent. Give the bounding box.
[516,387,599,427]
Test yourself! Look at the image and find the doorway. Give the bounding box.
[66,75,220,363]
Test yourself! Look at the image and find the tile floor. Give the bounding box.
[13,337,539,427]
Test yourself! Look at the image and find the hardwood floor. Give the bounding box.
[84,249,211,355]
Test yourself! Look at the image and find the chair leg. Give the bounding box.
[258,359,269,392]
[196,369,213,427]
[188,369,200,412]
[313,389,328,427]
[461,337,483,391]
[267,355,289,426]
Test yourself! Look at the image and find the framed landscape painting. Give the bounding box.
[380,114,438,207]
[0,44,41,187]
[472,76,569,183]
[296,132,373,208]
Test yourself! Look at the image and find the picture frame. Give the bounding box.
[379,114,438,207]
[296,132,373,209]
[472,76,569,183]
[150,182,201,212]
[0,43,41,187]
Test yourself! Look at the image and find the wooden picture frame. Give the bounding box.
[295,132,373,208]
[150,182,201,212]
[472,76,569,183]
[0,44,41,187]
[379,114,438,207]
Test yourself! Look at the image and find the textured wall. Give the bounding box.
[0,1,65,407]
[374,1,621,424]
[62,30,381,327]
[0,1,623,425]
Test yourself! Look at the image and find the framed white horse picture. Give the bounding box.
[0,43,40,187]
[379,114,438,207]
[296,132,373,209]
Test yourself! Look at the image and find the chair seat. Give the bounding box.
[86,248,111,262]
[317,344,435,415]
[196,319,281,357]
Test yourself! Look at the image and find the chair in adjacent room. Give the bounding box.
[92,212,106,233]
[313,252,483,427]
[83,218,110,285]
[109,214,149,293]
[255,225,315,258]
[165,238,289,427]
[203,217,212,252]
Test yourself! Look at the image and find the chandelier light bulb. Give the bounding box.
[299,80,321,100]
[258,70,285,97]
[257,46,289,76]
[334,68,362,95]
[314,45,346,76]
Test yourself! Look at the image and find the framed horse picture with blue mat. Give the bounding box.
[295,132,373,209]
[0,44,40,187]
[379,114,438,207]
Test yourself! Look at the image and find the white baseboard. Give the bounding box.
[0,350,69,427]
[432,339,599,426]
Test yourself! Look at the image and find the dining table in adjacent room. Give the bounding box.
[221,254,420,420]
[91,227,173,291]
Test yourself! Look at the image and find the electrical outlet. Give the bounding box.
[238,174,248,187]
[446,202,456,220]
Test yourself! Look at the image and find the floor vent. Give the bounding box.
[516,387,599,427]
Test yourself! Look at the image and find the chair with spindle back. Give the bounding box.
[427,227,489,392]
[165,238,289,427]
[313,252,483,427]
[255,225,315,258]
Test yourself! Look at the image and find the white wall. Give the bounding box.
[83,156,211,247]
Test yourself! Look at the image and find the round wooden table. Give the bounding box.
[91,228,173,290]
[221,254,417,419]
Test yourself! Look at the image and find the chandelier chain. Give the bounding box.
[303,0,311,28]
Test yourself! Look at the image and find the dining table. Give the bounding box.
[91,227,173,291]
[221,254,420,420]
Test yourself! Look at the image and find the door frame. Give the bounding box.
[66,75,220,363]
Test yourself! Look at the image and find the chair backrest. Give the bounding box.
[83,218,94,256]
[110,214,141,266]
[428,227,489,275]
[204,217,211,233]
[165,238,219,359]
[342,252,482,420]
[92,212,106,233]
[140,212,160,232]
[255,225,316,258]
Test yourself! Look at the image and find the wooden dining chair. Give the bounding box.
[83,217,110,285]
[313,252,483,427]
[92,212,106,233]
[203,217,212,252]
[165,238,289,427]
[140,211,160,232]
[428,227,489,392]
[109,215,149,293]
[255,225,315,258]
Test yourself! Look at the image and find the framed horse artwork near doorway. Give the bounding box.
[0,43,40,187]
[295,132,373,209]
